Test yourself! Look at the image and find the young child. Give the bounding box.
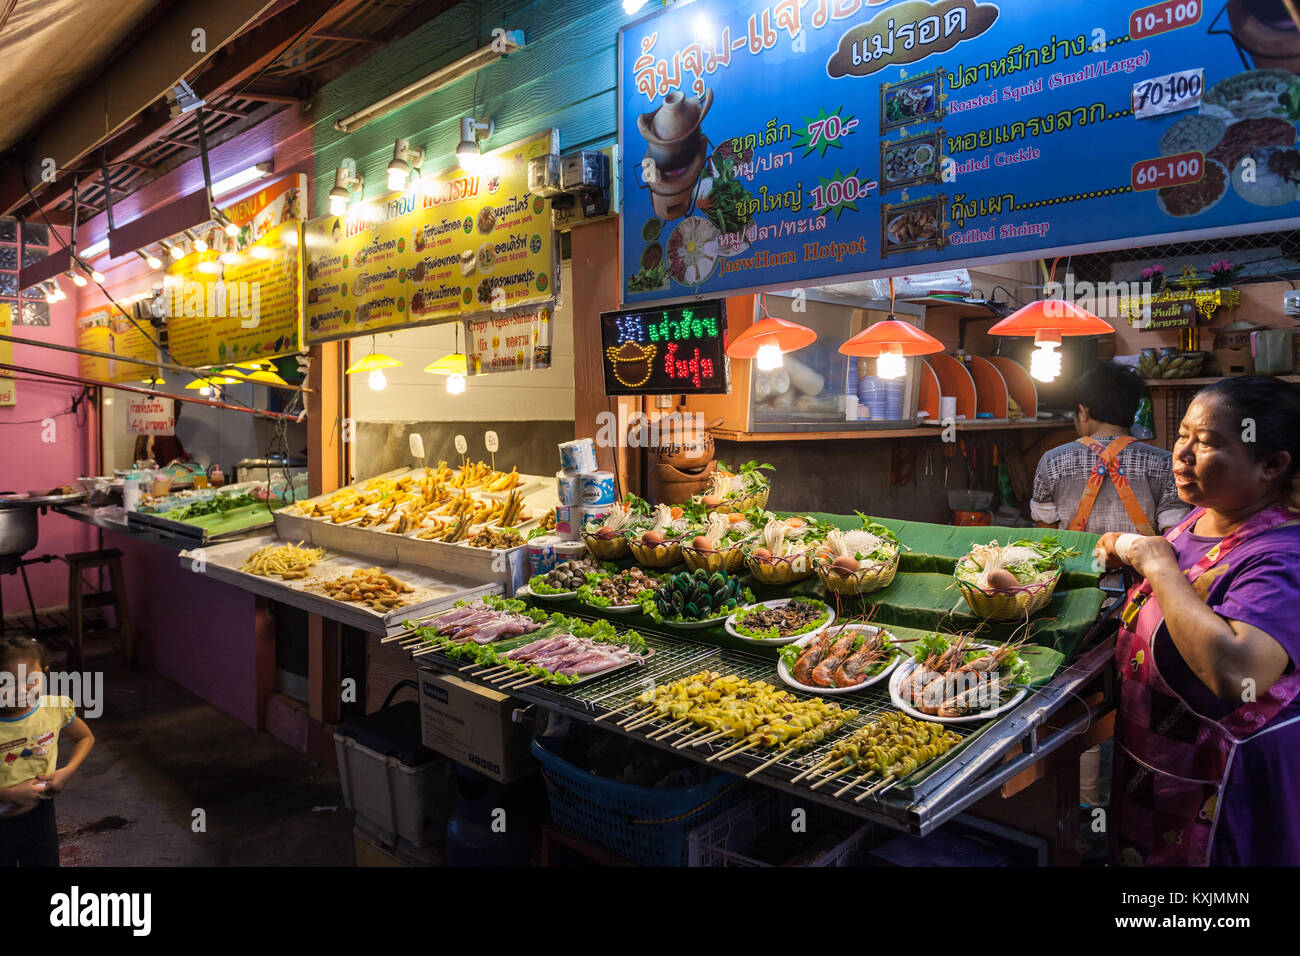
[0,636,94,866]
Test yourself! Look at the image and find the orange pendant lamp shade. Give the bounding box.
[838,318,944,357]
[988,298,1113,383]
[987,298,1114,338]
[726,316,817,359]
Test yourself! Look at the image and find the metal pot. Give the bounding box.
[0,505,38,558]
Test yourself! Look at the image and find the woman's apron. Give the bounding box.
[1113,505,1300,866]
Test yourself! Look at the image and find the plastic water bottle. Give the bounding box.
[122,471,142,511]
[1131,394,1155,440]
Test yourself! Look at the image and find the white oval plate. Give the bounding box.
[588,600,644,615]
[724,598,834,646]
[657,612,734,630]
[516,584,578,601]
[888,655,1028,724]
[777,624,900,694]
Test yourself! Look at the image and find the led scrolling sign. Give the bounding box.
[601,299,732,396]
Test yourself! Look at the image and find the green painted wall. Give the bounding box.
[312,0,637,216]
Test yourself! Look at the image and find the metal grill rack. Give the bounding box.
[399,606,1117,836]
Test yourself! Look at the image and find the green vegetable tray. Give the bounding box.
[127,500,280,543]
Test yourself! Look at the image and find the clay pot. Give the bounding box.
[1228,0,1300,72]
[638,90,713,171]
[648,417,717,470]
[649,460,716,505]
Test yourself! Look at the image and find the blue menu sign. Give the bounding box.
[618,0,1300,304]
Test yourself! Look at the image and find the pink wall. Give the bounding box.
[112,533,272,729]
[1,232,96,610]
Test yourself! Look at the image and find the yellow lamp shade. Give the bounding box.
[424,352,468,376]
[346,352,403,374]
[244,369,290,386]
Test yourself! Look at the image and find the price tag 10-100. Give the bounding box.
[1133,68,1204,119]
[454,434,468,467]
[484,429,499,470]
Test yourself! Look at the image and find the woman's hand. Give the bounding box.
[1122,535,1181,580]
[1094,533,1180,579]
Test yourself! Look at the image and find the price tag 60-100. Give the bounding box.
[1132,68,1204,119]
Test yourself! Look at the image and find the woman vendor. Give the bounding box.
[1096,376,1300,866]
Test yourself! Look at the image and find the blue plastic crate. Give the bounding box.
[531,737,746,866]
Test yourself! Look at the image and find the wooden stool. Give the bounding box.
[66,549,134,669]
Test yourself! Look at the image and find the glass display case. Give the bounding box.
[746,290,923,432]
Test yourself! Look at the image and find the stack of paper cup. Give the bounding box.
[579,471,615,507]
[555,470,580,506]
[558,438,597,475]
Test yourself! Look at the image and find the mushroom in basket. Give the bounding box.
[581,497,649,559]
[814,517,902,596]
[628,503,691,567]
[692,459,773,513]
[953,537,1078,620]
[744,515,824,585]
[681,510,758,574]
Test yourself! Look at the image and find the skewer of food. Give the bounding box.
[725,596,833,645]
[800,711,961,798]
[744,514,828,585]
[407,596,548,646]
[953,537,1077,620]
[625,671,857,762]
[778,622,899,691]
[691,459,772,513]
[891,632,1031,721]
[813,514,902,595]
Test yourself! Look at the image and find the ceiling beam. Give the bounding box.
[308,29,381,44]
[0,0,281,215]
[0,0,371,217]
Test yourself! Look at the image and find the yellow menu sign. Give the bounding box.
[0,304,14,406]
[304,129,559,343]
[165,174,304,368]
[76,305,158,384]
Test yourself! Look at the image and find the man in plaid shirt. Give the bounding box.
[1030,362,1188,813]
[1031,362,1189,535]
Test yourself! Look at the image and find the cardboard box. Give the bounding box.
[417,668,534,783]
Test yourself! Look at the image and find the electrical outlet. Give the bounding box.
[1284,290,1300,317]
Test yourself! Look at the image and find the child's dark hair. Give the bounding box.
[1195,376,1300,485]
[0,635,48,672]
[1074,362,1144,428]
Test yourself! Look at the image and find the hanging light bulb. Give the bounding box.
[755,343,784,371]
[446,373,466,394]
[137,249,163,269]
[876,344,908,379]
[43,282,59,303]
[224,220,239,238]
[67,270,87,287]
[1029,335,1063,382]
[727,296,817,368]
[987,259,1114,385]
[91,268,105,283]
[369,368,388,391]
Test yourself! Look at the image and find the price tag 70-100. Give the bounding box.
[1132,68,1203,120]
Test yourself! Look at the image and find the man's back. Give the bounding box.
[1031,436,1190,534]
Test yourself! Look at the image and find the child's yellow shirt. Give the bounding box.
[0,696,76,788]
